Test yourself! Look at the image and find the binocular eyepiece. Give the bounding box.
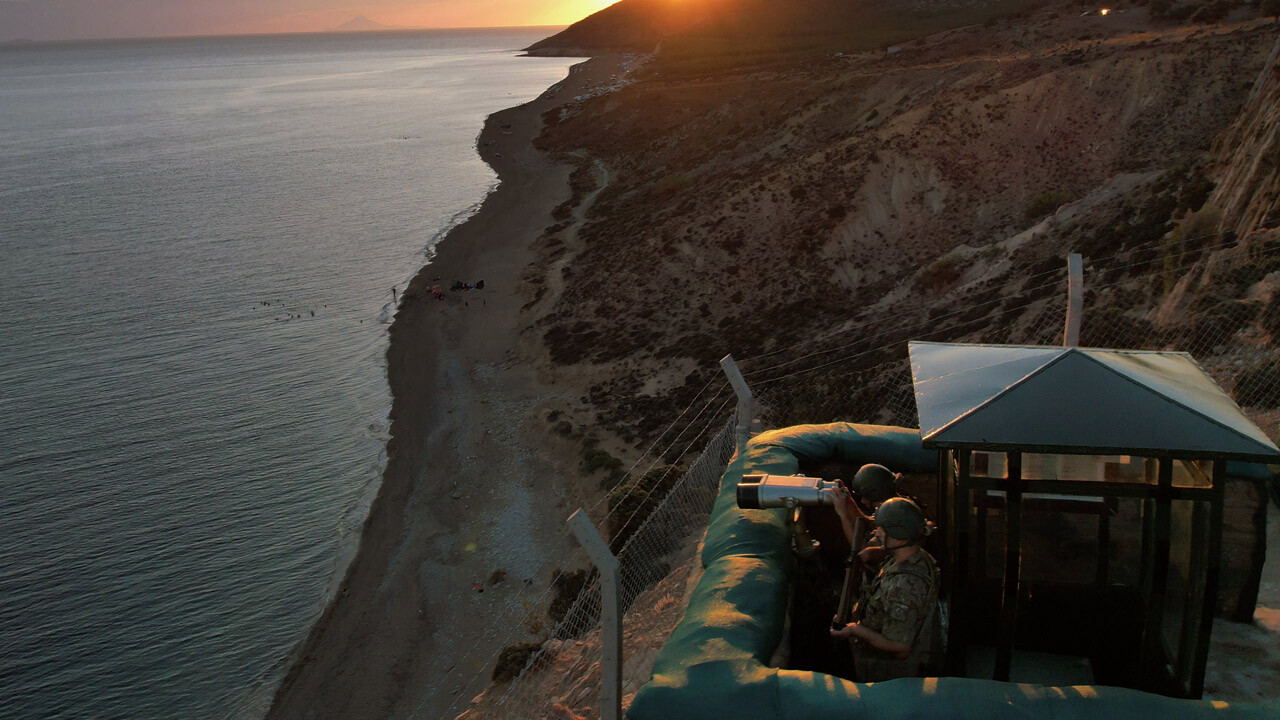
[736,474,842,509]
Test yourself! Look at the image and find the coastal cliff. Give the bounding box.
[272,2,1280,717]
[472,7,1280,717]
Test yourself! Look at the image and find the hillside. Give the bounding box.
[527,0,1051,58]
[527,0,747,55]
[461,8,1280,715]
[524,10,1277,449]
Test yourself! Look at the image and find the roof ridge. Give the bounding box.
[1074,351,1280,455]
[924,347,1072,441]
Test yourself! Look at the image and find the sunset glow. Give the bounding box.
[0,0,621,42]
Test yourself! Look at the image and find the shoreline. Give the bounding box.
[267,54,619,719]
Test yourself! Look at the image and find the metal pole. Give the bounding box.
[1190,461,1226,698]
[994,453,1023,682]
[1140,458,1174,688]
[720,354,759,454]
[567,509,621,720]
[1064,253,1083,347]
[947,449,972,675]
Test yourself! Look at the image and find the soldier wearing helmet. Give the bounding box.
[822,463,901,551]
[829,497,939,681]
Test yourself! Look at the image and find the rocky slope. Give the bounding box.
[524,10,1277,450]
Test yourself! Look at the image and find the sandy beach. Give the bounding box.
[268,54,624,720]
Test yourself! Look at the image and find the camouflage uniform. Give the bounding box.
[848,549,939,681]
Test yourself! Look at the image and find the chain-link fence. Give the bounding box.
[740,233,1280,440]
[438,230,1280,719]
[433,381,738,720]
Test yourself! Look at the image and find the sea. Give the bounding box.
[0,29,576,719]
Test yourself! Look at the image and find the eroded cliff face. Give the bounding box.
[522,12,1277,446]
[1210,37,1280,237]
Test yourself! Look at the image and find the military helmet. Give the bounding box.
[851,463,898,505]
[874,497,928,543]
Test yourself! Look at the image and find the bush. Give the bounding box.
[1079,307,1159,349]
[1262,296,1280,340]
[492,642,545,682]
[1264,0,1280,18]
[916,255,963,292]
[582,447,623,473]
[1025,189,1072,219]
[1183,298,1256,351]
[654,175,692,197]
[1234,358,1280,408]
[1190,0,1231,22]
[549,568,590,624]
[607,464,684,552]
[1172,205,1223,249]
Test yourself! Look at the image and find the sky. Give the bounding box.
[0,0,617,42]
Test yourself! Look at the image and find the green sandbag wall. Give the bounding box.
[628,422,1278,720]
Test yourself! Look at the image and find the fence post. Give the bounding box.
[567,509,621,720]
[720,354,760,455]
[1064,253,1083,347]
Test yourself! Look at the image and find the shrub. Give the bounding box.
[1183,298,1256,351]
[1173,205,1223,249]
[1025,189,1072,219]
[1162,206,1223,292]
[607,464,684,552]
[1190,0,1231,22]
[492,642,544,682]
[1264,0,1280,18]
[1234,358,1280,408]
[582,447,623,473]
[549,568,590,623]
[654,175,692,196]
[916,254,963,292]
[553,420,574,436]
[1262,296,1280,340]
[1079,307,1159,349]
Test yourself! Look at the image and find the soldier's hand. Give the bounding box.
[829,622,856,639]
[825,486,853,516]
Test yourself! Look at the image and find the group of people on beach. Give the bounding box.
[425,280,485,301]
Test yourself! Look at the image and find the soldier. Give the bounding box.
[829,497,939,681]
[824,463,901,550]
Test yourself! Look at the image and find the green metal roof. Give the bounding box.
[908,341,1280,462]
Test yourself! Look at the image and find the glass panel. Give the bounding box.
[1173,459,1212,488]
[1164,498,1205,694]
[968,452,1156,483]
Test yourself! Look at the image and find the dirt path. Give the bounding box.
[536,156,612,316]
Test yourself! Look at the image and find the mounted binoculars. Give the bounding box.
[736,474,842,509]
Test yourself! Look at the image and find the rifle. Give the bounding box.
[832,516,867,628]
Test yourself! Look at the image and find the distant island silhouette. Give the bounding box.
[328,16,399,32]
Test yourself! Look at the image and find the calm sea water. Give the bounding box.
[0,29,575,719]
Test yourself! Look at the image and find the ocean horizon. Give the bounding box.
[0,28,576,719]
